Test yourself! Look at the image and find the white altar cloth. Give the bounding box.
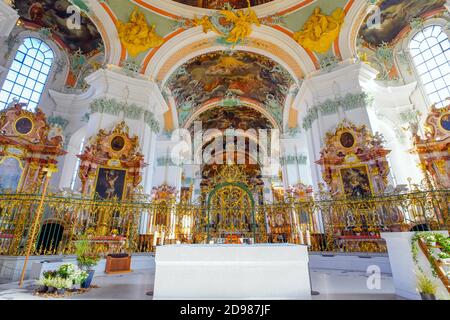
[153,244,311,300]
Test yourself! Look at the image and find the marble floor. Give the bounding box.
[0,268,401,300]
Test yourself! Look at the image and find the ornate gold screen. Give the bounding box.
[208,184,254,235]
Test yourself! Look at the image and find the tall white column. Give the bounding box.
[294,62,378,188]
[52,68,167,191]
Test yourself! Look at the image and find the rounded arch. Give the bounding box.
[338,0,371,61]
[85,0,125,64]
[195,131,271,167]
[183,99,281,130]
[133,0,317,20]
[144,25,315,84]
[0,32,60,110]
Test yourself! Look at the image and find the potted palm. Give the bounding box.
[75,237,101,289]
[416,272,438,300]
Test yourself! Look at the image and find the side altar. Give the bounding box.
[153,244,311,300]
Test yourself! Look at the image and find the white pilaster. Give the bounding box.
[367,81,424,185]
[294,62,378,188]
[0,1,19,38]
[152,138,183,194]
[53,68,167,192]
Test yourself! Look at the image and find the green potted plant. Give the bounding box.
[75,237,101,289]
[416,272,438,300]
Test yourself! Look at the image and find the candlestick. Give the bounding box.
[306,229,311,246]
[299,229,304,244]
[153,231,158,247]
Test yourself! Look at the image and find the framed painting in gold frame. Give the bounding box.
[93,167,127,200]
[339,164,374,199]
[439,112,450,132]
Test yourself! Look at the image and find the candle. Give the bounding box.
[306,229,311,246]
[160,231,165,245]
[153,231,158,247]
[299,230,304,244]
[176,240,181,245]
[209,240,214,245]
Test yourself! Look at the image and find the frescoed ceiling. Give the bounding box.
[172,0,274,9]
[189,106,274,133]
[359,0,446,47]
[13,0,104,55]
[165,51,294,127]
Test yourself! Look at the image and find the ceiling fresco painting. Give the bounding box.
[172,0,274,10]
[13,0,103,55]
[166,51,294,127]
[188,106,274,133]
[359,0,446,47]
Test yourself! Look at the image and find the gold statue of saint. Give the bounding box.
[293,7,345,54]
[116,8,164,57]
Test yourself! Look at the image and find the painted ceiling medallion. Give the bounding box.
[116,8,164,57]
[293,7,345,54]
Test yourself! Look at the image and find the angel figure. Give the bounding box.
[193,15,217,34]
[220,5,260,46]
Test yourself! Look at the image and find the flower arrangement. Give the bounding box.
[37,263,88,295]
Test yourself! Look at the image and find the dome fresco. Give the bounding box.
[188,105,274,133]
[359,0,446,47]
[13,0,103,54]
[165,51,294,127]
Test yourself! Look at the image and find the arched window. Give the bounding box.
[410,25,450,108]
[0,37,54,110]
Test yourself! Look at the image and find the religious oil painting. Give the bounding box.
[13,0,103,54]
[111,135,126,152]
[440,113,450,131]
[15,117,33,135]
[94,168,126,200]
[359,0,446,46]
[339,132,355,148]
[340,166,373,199]
[0,157,23,192]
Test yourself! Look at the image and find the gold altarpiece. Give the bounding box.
[0,102,65,193]
[78,121,145,200]
[316,121,391,198]
[77,122,146,243]
[413,104,450,189]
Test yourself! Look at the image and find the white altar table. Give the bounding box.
[153,244,311,300]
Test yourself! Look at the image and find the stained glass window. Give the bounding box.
[410,25,450,108]
[0,37,54,110]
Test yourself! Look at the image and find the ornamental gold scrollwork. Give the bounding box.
[116,8,164,57]
[293,7,345,54]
